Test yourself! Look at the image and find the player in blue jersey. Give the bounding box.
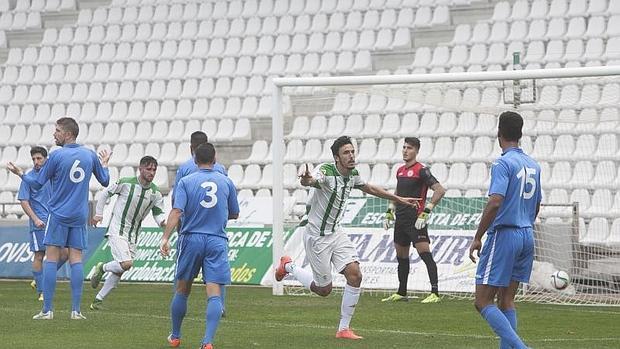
[174,131,227,191]
[8,117,111,320]
[16,146,68,301]
[160,143,239,349]
[469,112,541,349]
[173,130,229,315]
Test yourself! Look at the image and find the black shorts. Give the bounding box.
[393,220,430,246]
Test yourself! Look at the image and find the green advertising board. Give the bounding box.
[348,197,486,230]
[85,227,293,285]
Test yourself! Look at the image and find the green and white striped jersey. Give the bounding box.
[95,176,165,243]
[306,163,365,236]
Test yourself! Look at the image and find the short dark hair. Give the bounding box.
[139,155,158,167]
[56,117,79,138]
[498,111,523,142]
[331,136,353,156]
[30,146,47,158]
[404,137,420,150]
[194,143,216,165]
[190,131,208,150]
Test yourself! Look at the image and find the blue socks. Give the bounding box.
[70,262,84,312]
[500,308,518,349]
[170,292,188,339]
[33,270,43,293]
[203,296,223,345]
[480,305,527,349]
[42,261,57,313]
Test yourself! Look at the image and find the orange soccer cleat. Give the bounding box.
[274,256,292,282]
[335,328,363,340]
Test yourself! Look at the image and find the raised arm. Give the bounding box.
[361,183,420,208]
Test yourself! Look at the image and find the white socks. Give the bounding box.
[103,261,124,274]
[96,272,121,300]
[286,262,314,290]
[339,284,361,331]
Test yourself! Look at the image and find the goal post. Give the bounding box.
[271,66,620,305]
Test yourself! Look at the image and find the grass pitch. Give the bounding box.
[1,280,619,349]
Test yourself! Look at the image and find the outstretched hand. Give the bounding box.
[299,163,313,186]
[98,149,111,167]
[6,162,24,177]
[399,197,421,209]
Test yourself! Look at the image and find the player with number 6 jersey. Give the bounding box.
[9,117,110,320]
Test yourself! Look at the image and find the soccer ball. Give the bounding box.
[550,270,570,290]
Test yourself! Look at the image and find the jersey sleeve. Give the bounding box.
[488,159,510,197]
[172,179,188,212]
[17,176,31,201]
[227,179,240,216]
[91,150,110,187]
[353,172,366,189]
[94,181,121,216]
[312,164,329,189]
[23,155,55,190]
[151,192,166,226]
[420,167,439,187]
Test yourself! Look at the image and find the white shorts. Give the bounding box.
[303,228,360,287]
[108,235,136,262]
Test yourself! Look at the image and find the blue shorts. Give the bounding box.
[174,233,230,285]
[475,227,534,287]
[29,230,46,252]
[43,214,88,250]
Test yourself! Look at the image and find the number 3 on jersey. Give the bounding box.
[200,181,218,208]
[70,160,85,183]
[516,167,537,200]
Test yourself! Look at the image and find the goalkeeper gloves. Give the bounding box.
[415,204,433,230]
[383,207,395,230]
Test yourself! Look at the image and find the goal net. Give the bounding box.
[270,67,620,306]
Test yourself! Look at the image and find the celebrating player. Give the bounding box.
[160,143,239,349]
[15,146,68,301]
[8,117,110,320]
[382,137,446,304]
[89,156,166,310]
[469,112,541,349]
[275,136,419,340]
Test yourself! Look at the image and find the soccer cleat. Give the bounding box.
[167,334,181,348]
[90,298,103,311]
[381,293,408,302]
[90,262,104,289]
[335,328,363,340]
[30,280,36,291]
[70,311,86,320]
[421,293,441,304]
[38,293,43,302]
[200,344,213,349]
[274,256,292,282]
[32,311,53,320]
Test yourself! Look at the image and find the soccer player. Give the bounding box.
[174,131,227,190]
[89,156,166,310]
[160,143,239,349]
[382,137,446,304]
[469,112,541,349]
[16,146,68,301]
[173,130,228,315]
[8,117,110,320]
[275,136,419,340]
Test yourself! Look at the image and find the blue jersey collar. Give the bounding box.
[501,147,522,156]
[64,143,80,148]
